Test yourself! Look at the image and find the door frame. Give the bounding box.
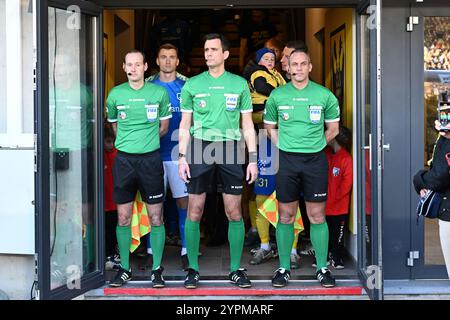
[36,0,105,300]
[35,0,385,299]
[409,5,450,280]
[355,0,384,300]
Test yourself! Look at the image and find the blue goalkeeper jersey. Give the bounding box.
[151,77,185,161]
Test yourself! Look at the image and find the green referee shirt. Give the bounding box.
[106,82,172,154]
[264,81,340,153]
[180,71,253,141]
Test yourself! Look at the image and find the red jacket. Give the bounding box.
[325,146,353,216]
[104,148,117,212]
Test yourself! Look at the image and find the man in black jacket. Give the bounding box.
[414,120,450,278]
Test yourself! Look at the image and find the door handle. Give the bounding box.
[363,133,372,171]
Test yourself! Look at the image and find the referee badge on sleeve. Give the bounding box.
[224,93,239,111]
[309,105,323,124]
[145,104,158,122]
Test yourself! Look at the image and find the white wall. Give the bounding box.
[0,0,36,300]
[0,256,35,300]
[0,0,7,133]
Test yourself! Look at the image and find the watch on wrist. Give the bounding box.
[178,152,186,160]
[249,151,258,163]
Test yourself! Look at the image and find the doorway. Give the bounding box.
[102,7,359,282]
[37,0,384,300]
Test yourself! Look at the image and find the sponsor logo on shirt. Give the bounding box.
[293,98,308,102]
[129,98,145,102]
[209,86,225,90]
[333,167,340,177]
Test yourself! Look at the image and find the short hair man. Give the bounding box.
[264,48,340,288]
[178,33,258,289]
[106,49,172,288]
[280,40,308,80]
[147,43,190,270]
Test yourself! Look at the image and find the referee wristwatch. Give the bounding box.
[178,152,186,160]
[249,151,258,164]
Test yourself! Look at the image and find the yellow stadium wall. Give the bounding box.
[306,8,356,234]
[103,10,135,97]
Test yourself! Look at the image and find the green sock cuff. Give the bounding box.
[229,219,244,226]
[310,221,327,228]
[151,224,165,232]
[278,222,294,228]
[185,219,200,228]
[116,225,131,232]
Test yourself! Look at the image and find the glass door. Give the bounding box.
[410,6,450,280]
[36,0,104,299]
[356,0,383,300]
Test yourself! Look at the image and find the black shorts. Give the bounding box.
[276,149,328,203]
[113,150,164,204]
[186,138,245,195]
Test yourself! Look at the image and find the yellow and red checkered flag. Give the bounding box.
[130,191,151,253]
[257,191,304,235]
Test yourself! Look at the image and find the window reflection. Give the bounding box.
[423,17,449,266]
[48,7,97,290]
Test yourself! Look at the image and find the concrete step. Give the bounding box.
[83,280,367,300]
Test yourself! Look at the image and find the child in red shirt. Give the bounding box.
[104,124,120,270]
[325,126,353,269]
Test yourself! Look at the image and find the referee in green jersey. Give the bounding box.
[178,34,258,289]
[106,50,172,288]
[264,48,340,288]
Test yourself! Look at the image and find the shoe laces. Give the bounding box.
[319,267,330,274]
[231,268,248,280]
[274,268,290,280]
[152,266,164,274]
[235,268,248,276]
[275,267,289,274]
[186,268,199,278]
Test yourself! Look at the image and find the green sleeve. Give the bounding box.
[324,91,340,122]
[263,94,278,124]
[180,80,193,112]
[106,89,117,122]
[240,81,253,112]
[159,90,172,120]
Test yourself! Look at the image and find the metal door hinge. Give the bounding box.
[407,16,419,32]
[34,134,38,173]
[407,251,419,266]
[33,253,40,300]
